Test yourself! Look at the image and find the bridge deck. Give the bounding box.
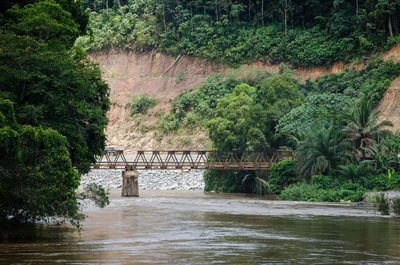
[94,150,293,170]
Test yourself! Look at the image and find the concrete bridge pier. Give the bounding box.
[121,169,139,197]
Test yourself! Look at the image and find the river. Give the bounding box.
[1,190,400,264]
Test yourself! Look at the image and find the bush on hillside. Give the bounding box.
[130,94,157,114]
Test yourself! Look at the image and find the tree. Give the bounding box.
[0,99,83,225]
[208,83,256,151]
[375,0,398,37]
[5,0,80,47]
[256,69,304,121]
[343,97,393,159]
[295,122,352,179]
[366,132,400,174]
[0,0,109,227]
[268,160,297,194]
[0,31,110,174]
[256,69,304,149]
[1,0,88,35]
[205,73,304,193]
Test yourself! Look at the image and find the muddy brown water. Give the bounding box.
[1,190,400,264]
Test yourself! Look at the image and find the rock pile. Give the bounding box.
[80,169,205,191]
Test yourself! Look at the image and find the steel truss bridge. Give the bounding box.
[94,150,294,171]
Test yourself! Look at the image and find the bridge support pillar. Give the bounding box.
[121,170,139,197]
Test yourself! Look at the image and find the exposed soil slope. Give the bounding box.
[91,44,400,153]
[377,77,400,131]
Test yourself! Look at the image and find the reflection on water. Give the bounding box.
[1,190,400,264]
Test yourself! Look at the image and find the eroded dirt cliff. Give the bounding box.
[91,44,400,153]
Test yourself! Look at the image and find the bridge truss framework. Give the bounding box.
[94,150,294,171]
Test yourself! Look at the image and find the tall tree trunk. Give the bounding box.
[215,0,219,21]
[117,0,124,16]
[388,15,394,37]
[163,5,167,32]
[248,0,251,22]
[106,0,109,14]
[284,0,288,35]
[356,0,358,15]
[261,0,264,26]
[190,5,193,29]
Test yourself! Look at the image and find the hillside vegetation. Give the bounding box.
[80,0,400,204]
[153,59,400,198]
[77,0,400,67]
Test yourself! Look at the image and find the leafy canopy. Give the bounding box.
[0,0,109,227]
[5,0,79,47]
[0,99,82,225]
[76,0,400,67]
[0,31,109,173]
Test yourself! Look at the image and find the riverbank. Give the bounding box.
[81,169,205,190]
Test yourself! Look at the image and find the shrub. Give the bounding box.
[268,160,297,194]
[203,170,255,193]
[389,175,400,190]
[311,175,336,189]
[375,193,390,215]
[279,183,326,201]
[158,112,179,133]
[338,162,373,183]
[280,183,364,202]
[392,196,400,216]
[363,173,400,191]
[277,93,354,136]
[363,174,388,191]
[176,72,186,84]
[130,94,157,114]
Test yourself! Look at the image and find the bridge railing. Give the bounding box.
[94,150,294,170]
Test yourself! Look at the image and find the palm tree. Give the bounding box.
[295,122,352,180]
[343,98,393,159]
[338,161,372,182]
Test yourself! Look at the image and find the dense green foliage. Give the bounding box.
[77,183,110,208]
[204,170,259,193]
[278,58,400,136]
[0,0,109,226]
[0,99,82,224]
[295,122,353,178]
[343,97,393,159]
[300,58,400,104]
[279,183,365,202]
[162,59,400,136]
[1,0,89,46]
[268,160,297,194]
[281,97,400,202]
[129,94,157,114]
[159,73,241,132]
[159,58,400,198]
[0,32,109,173]
[277,93,355,138]
[204,72,303,193]
[76,0,400,67]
